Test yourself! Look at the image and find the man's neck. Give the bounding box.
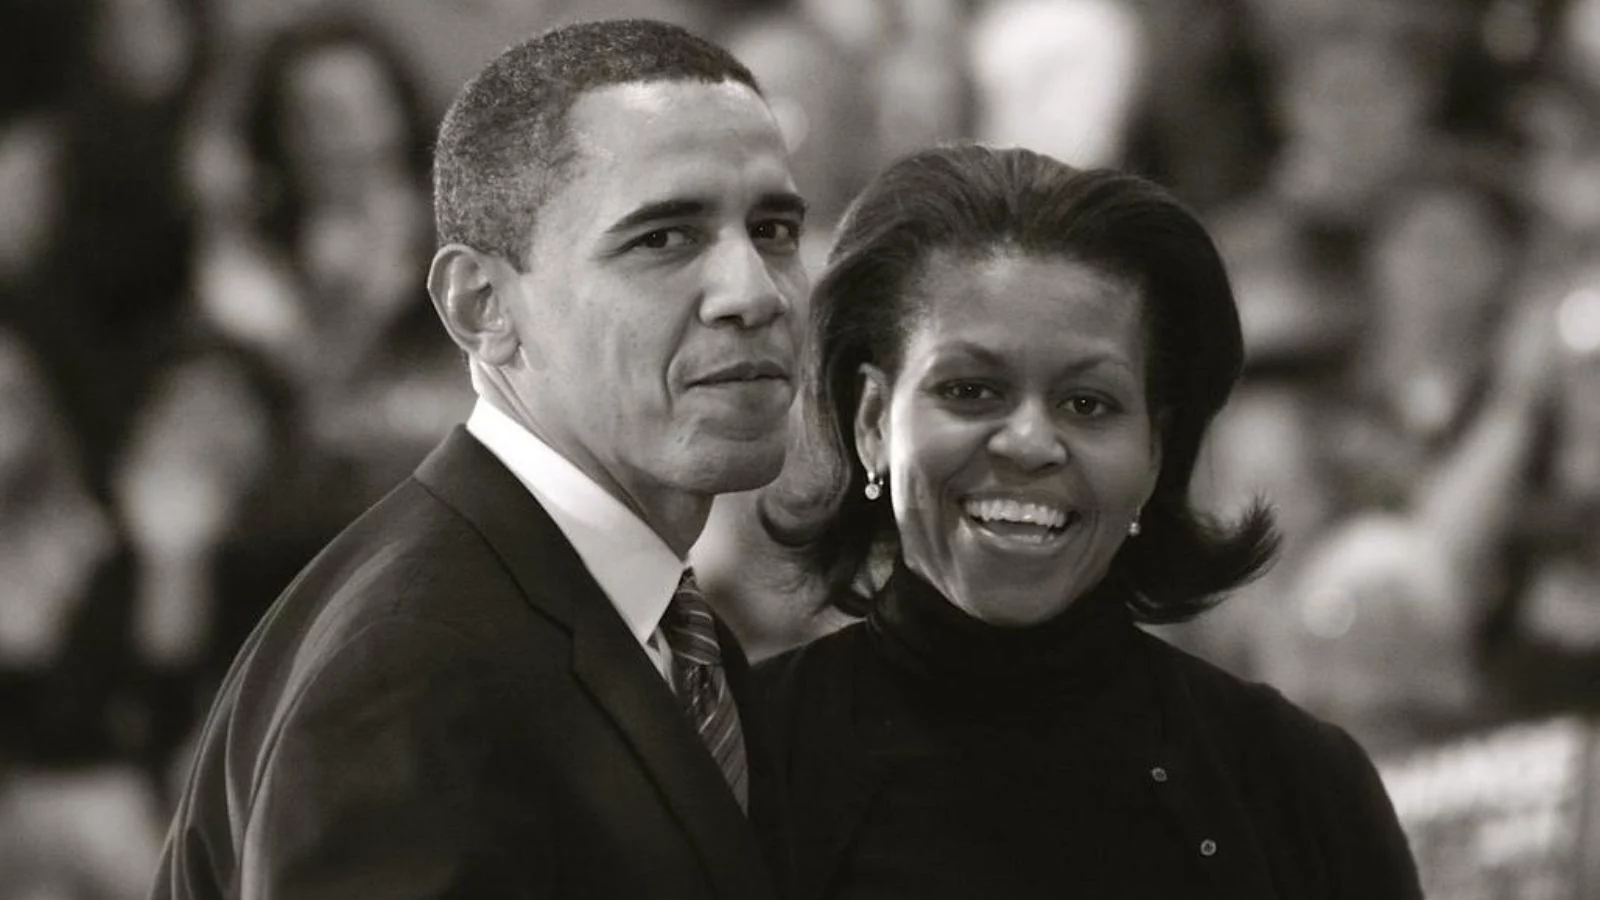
[474,381,709,557]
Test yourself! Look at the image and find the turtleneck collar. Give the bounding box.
[867,560,1139,710]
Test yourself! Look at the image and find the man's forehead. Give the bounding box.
[566,79,782,158]
[551,80,795,217]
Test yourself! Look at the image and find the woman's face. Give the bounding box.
[857,250,1161,625]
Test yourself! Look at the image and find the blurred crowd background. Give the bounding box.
[1,0,1598,896]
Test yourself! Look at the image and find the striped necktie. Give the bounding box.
[662,569,748,812]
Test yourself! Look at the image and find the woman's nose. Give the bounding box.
[987,398,1068,471]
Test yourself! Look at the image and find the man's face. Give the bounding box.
[505,80,808,520]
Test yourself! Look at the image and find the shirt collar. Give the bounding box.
[465,398,683,649]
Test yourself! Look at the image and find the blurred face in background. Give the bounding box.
[0,335,50,500]
[280,42,408,202]
[857,250,1160,626]
[1276,39,1436,222]
[113,355,271,558]
[1555,273,1600,498]
[1561,0,1600,93]
[0,332,113,667]
[969,0,1146,168]
[1371,188,1510,323]
[870,0,969,171]
[1521,86,1600,236]
[0,118,60,281]
[96,0,194,102]
[1368,184,1514,434]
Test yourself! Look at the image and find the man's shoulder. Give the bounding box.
[233,474,580,697]
[353,470,591,599]
[292,478,505,610]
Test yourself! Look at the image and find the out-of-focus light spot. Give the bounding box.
[769,96,811,154]
[1557,287,1600,356]
[1302,588,1357,639]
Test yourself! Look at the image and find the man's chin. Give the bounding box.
[679,434,788,495]
[682,381,794,436]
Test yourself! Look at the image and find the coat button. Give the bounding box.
[1199,838,1218,857]
[1150,766,1168,783]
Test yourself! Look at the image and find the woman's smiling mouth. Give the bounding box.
[961,497,1079,548]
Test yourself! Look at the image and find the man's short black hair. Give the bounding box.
[432,18,762,268]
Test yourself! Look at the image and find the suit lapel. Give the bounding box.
[570,598,774,898]
[414,428,585,629]
[415,428,774,899]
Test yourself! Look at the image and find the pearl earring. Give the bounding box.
[1128,515,1142,537]
[864,470,883,501]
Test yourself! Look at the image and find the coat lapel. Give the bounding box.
[414,428,585,630]
[415,428,774,899]
[569,593,775,899]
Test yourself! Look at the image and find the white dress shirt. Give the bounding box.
[466,399,682,682]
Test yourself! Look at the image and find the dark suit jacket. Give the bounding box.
[754,621,1423,900]
[151,428,778,899]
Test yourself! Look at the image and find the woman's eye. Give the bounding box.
[1065,395,1110,417]
[937,382,996,402]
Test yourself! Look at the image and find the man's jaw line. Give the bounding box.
[475,370,712,558]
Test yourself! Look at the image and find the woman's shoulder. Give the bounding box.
[1144,631,1422,896]
[1141,630,1381,778]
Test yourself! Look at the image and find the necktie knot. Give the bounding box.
[661,568,747,811]
[663,570,722,667]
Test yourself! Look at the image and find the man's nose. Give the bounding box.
[699,232,789,329]
[987,398,1068,471]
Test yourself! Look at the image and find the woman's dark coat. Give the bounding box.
[751,576,1423,900]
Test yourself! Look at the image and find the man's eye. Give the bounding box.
[751,219,803,251]
[630,228,694,251]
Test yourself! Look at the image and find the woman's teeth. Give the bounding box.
[963,498,1070,531]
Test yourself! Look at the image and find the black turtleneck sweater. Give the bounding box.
[752,564,1424,900]
[840,564,1191,897]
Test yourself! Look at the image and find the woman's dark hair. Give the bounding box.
[762,143,1278,623]
[241,13,434,247]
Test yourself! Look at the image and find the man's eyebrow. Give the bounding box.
[754,191,808,219]
[603,199,709,236]
[603,192,808,237]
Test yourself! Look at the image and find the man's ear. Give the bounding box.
[427,243,519,367]
[853,363,891,476]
